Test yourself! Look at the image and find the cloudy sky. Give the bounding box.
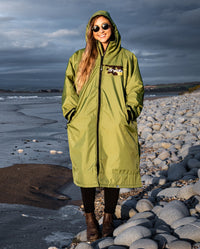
[0,0,200,90]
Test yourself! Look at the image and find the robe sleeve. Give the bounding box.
[62,56,79,121]
[126,54,144,121]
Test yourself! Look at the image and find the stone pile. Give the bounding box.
[72,92,200,249]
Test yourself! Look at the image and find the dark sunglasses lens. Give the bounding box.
[102,23,109,30]
[92,25,100,32]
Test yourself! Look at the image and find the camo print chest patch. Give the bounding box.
[105,65,123,76]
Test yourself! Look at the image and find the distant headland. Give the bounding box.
[0,81,199,95]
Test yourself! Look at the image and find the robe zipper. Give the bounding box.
[96,55,104,180]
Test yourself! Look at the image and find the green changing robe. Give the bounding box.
[62,10,144,188]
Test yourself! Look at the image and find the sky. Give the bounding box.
[0,0,200,90]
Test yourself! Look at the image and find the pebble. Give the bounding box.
[188,158,200,169]
[168,240,192,249]
[107,246,127,249]
[114,226,151,246]
[193,181,200,195]
[97,237,114,248]
[130,238,158,249]
[50,150,57,155]
[153,233,177,248]
[17,149,24,153]
[113,218,152,237]
[175,221,200,242]
[136,199,154,212]
[73,92,200,249]
[158,200,190,225]
[75,243,93,249]
[167,163,187,181]
[171,216,197,229]
[177,184,195,199]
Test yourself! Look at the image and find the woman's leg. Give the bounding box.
[80,187,100,241]
[104,187,120,214]
[103,187,120,237]
[81,187,96,213]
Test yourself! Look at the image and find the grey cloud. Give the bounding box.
[0,0,199,89]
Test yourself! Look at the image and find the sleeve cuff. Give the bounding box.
[127,105,136,122]
[65,108,76,121]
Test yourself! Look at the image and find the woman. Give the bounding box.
[62,10,144,241]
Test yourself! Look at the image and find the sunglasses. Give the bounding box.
[92,23,110,32]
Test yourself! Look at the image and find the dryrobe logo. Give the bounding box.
[105,65,123,76]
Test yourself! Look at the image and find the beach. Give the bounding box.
[0,90,200,248]
[0,93,84,249]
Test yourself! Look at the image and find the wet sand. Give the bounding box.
[0,163,84,210]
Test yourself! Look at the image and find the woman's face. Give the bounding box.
[92,16,112,51]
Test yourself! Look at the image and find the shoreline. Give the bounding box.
[0,89,199,209]
[0,90,200,248]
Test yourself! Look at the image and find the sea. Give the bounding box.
[0,89,180,103]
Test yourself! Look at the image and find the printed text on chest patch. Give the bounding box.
[105,65,123,76]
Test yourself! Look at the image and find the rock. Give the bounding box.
[136,199,154,212]
[158,150,170,160]
[195,153,200,161]
[113,218,153,236]
[187,158,200,169]
[152,134,163,142]
[158,200,190,225]
[108,246,129,249]
[130,238,158,249]
[168,240,192,249]
[152,123,161,131]
[157,177,167,185]
[122,198,137,209]
[167,163,187,181]
[128,211,155,221]
[175,221,200,242]
[179,144,191,158]
[76,230,87,242]
[153,158,162,166]
[174,141,183,150]
[170,129,183,138]
[184,167,198,177]
[195,204,200,212]
[97,237,114,248]
[193,180,200,195]
[198,169,200,178]
[191,117,199,125]
[153,233,177,248]
[128,209,138,218]
[120,188,133,194]
[182,175,197,181]
[161,142,172,149]
[189,208,197,215]
[75,242,93,249]
[114,226,151,246]
[177,185,195,200]
[154,224,171,234]
[171,216,197,229]
[157,187,180,198]
[141,175,153,185]
[152,205,163,216]
[115,205,137,220]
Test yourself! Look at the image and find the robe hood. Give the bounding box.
[86,10,121,55]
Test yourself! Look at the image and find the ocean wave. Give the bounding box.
[0,94,62,102]
[7,96,39,99]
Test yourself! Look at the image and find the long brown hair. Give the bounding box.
[75,16,112,95]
